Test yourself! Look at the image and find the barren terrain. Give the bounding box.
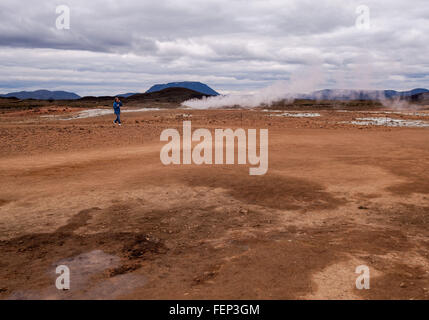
[0,103,428,299]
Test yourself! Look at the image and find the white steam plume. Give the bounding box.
[182,81,294,109]
[182,66,324,109]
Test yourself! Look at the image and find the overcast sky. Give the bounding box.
[0,0,428,96]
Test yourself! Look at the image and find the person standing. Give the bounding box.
[113,97,122,126]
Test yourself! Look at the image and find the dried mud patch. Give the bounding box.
[0,207,166,298]
[301,223,428,299]
[342,157,429,196]
[0,199,11,207]
[1,185,427,299]
[358,261,428,299]
[387,180,429,196]
[178,168,346,211]
[172,221,427,299]
[75,197,280,250]
[1,199,427,299]
[368,203,429,235]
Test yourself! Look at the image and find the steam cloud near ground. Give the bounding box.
[182,67,325,109]
[182,83,413,110]
[181,64,417,109]
[182,81,296,109]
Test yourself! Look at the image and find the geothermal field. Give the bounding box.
[0,95,428,300]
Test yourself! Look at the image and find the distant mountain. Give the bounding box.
[303,88,429,101]
[409,92,429,103]
[0,90,80,100]
[384,88,429,99]
[146,82,219,96]
[305,89,385,100]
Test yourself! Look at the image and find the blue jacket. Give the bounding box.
[113,101,122,113]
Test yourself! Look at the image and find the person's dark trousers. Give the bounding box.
[114,112,121,124]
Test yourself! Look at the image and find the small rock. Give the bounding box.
[400,282,407,288]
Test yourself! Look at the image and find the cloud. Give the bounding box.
[0,0,428,95]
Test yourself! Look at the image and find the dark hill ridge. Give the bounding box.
[146,81,219,96]
[79,87,211,104]
[409,92,429,103]
[384,88,428,98]
[304,88,429,100]
[126,87,213,103]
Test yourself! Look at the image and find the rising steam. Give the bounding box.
[182,66,324,109]
[182,81,295,109]
[182,64,417,110]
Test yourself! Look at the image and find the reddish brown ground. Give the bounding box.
[0,106,428,299]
